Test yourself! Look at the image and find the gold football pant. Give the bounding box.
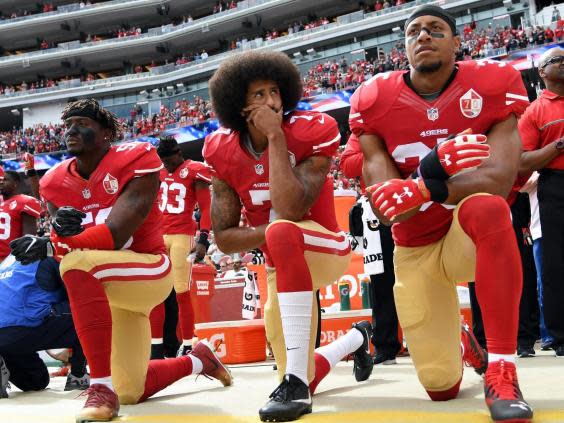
[164,234,193,293]
[393,196,480,393]
[60,250,172,404]
[264,220,351,383]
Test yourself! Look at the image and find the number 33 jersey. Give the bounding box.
[159,160,212,235]
[40,142,166,254]
[349,60,530,247]
[203,111,341,258]
[0,194,41,260]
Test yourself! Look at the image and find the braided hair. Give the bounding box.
[61,98,121,140]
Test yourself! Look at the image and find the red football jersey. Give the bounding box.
[203,110,341,262]
[349,60,529,247]
[40,142,166,255]
[0,194,41,260]
[159,160,212,235]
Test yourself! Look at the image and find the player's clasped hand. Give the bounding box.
[9,235,54,265]
[438,134,490,176]
[243,105,283,138]
[51,206,86,237]
[367,178,430,222]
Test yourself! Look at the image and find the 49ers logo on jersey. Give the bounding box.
[8,201,16,210]
[179,168,189,178]
[103,173,119,194]
[459,89,483,119]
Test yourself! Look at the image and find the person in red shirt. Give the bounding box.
[518,47,564,357]
[350,5,532,422]
[9,99,232,423]
[205,51,374,421]
[0,170,41,261]
[149,137,212,358]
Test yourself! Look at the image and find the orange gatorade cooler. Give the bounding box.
[190,264,216,323]
[195,319,266,364]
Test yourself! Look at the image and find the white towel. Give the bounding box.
[242,269,260,319]
[360,196,384,275]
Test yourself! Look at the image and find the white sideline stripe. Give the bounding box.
[134,165,164,174]
[313,133,341,150]
[303,231,349,251]
[93,254,170,279]
[506,93,529,101]
[349,112,361,118]
[196,173,211,182]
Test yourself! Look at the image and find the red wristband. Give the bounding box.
[52,224,115,251]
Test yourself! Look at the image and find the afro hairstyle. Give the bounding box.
[209,50,303,132]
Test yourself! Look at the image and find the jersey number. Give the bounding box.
[249,190,277,222]
[159,182,187,214]
[81,207,133,249]
[0,212,11,240]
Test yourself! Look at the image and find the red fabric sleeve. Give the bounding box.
[195,187,211,231]
[52,224,115,253]
[518,105,541,152]
[340,134,363,179]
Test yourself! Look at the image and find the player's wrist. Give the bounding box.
[413,146,450,180]
[554,138,564,154]
[420,178,449,203]
[196,230,210,248]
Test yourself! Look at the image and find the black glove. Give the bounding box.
[52,206,86,237]
[9,235,53,265]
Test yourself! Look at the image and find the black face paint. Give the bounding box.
[64,124,97,154]
[407,27,446,43]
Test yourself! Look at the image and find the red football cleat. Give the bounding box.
[76,383,120,423]
[461,321,488,375]
[484,360,533,423]
[190,340,233,387]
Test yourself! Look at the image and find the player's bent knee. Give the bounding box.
[265,220,304,260]
[425,376,462,401]
[458,194,511,238]
[59,250,94,276]
[418,365,462,397]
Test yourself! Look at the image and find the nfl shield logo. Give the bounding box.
[103,173,119,194]
[460,89,483,118]
[255,164,264,175]
[82,188,91,199]
[427,108,439,121]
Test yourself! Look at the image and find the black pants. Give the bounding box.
[0,312,85,391]
[163,289,180,357]
[538,170,564,347]
[369,224,401,356]
[469,193,539,349]
[512,193,539,348]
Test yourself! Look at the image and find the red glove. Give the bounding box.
[367,178,430,221]
[22,152,35,172]
[437,134,489,176]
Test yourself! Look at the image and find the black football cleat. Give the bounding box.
[259,374,312,422]
[484,360,533,423]
[351,321,374,382]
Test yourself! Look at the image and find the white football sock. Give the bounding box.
[488,353,515,364]
[151,338,163,345]
[315,326,365,368]
[278,291,313,385]
[188,356,203,374]
[90,376,114,391]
